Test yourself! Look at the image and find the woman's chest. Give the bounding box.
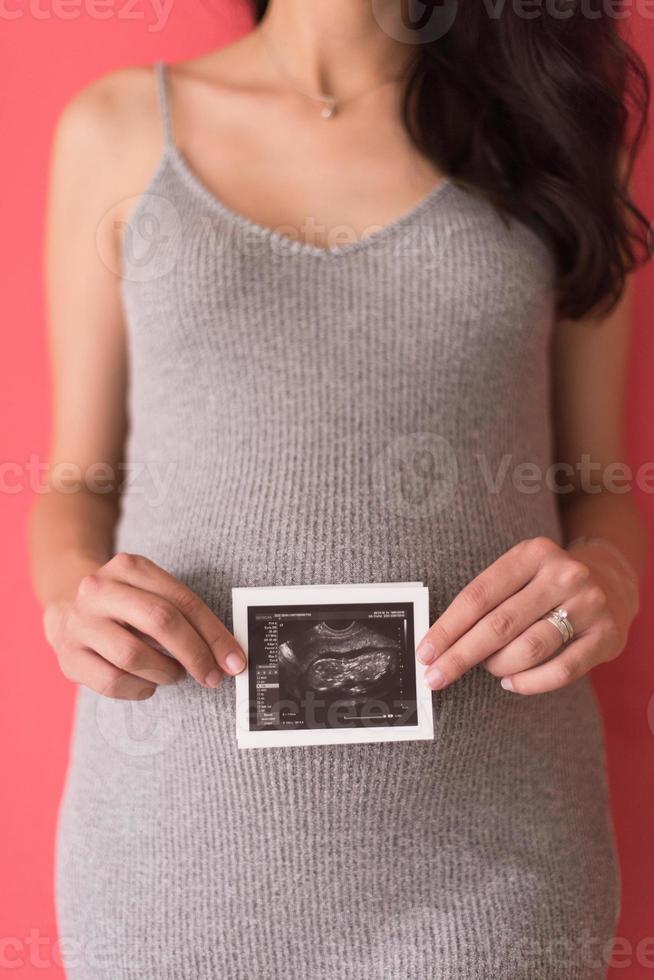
[120,174,556,427]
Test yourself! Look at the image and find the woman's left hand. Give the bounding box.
[417,536,640,695]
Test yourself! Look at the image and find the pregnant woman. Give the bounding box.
[30,2,649,978]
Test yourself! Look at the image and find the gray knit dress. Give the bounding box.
[54,62,620,980]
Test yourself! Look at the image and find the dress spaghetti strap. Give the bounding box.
[154,60,174,148]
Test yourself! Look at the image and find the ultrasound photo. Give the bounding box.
[232,584,433,748]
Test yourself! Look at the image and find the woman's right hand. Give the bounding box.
[43,552,247,700]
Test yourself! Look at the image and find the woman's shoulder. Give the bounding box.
[53,64,160,160]
[52,35,261,155]
[48,64,167,224]
[46,40,261,226]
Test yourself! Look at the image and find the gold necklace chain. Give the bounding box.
[258,30,400,120]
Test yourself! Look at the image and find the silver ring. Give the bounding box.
[544,607,574,643]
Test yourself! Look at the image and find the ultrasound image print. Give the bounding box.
[279,620,400,704]
[246,603,418,732]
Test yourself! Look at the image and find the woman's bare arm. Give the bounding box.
[29,74,142,607]
[553,281,646,576]
[29,70,246,698]
[417,281,644,694]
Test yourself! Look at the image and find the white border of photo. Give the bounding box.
[232,582,433,748]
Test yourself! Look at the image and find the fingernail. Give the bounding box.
[501,677,514,692]
[425,666,447,690]
[136,687,156,700]
[416,640,436,665]
[225,651,246,675]
[205,669,223,688]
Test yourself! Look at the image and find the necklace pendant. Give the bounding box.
[321,100,336,120]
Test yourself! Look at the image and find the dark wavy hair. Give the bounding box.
[252,0,650,320]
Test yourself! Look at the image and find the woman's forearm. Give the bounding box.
[28,489,119,606]
[559,488,647,582]
[557,490,645,641]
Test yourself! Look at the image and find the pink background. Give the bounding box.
[1,4,652,976]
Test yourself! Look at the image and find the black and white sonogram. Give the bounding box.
[232,583,432,747]
[246,603,418,732]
